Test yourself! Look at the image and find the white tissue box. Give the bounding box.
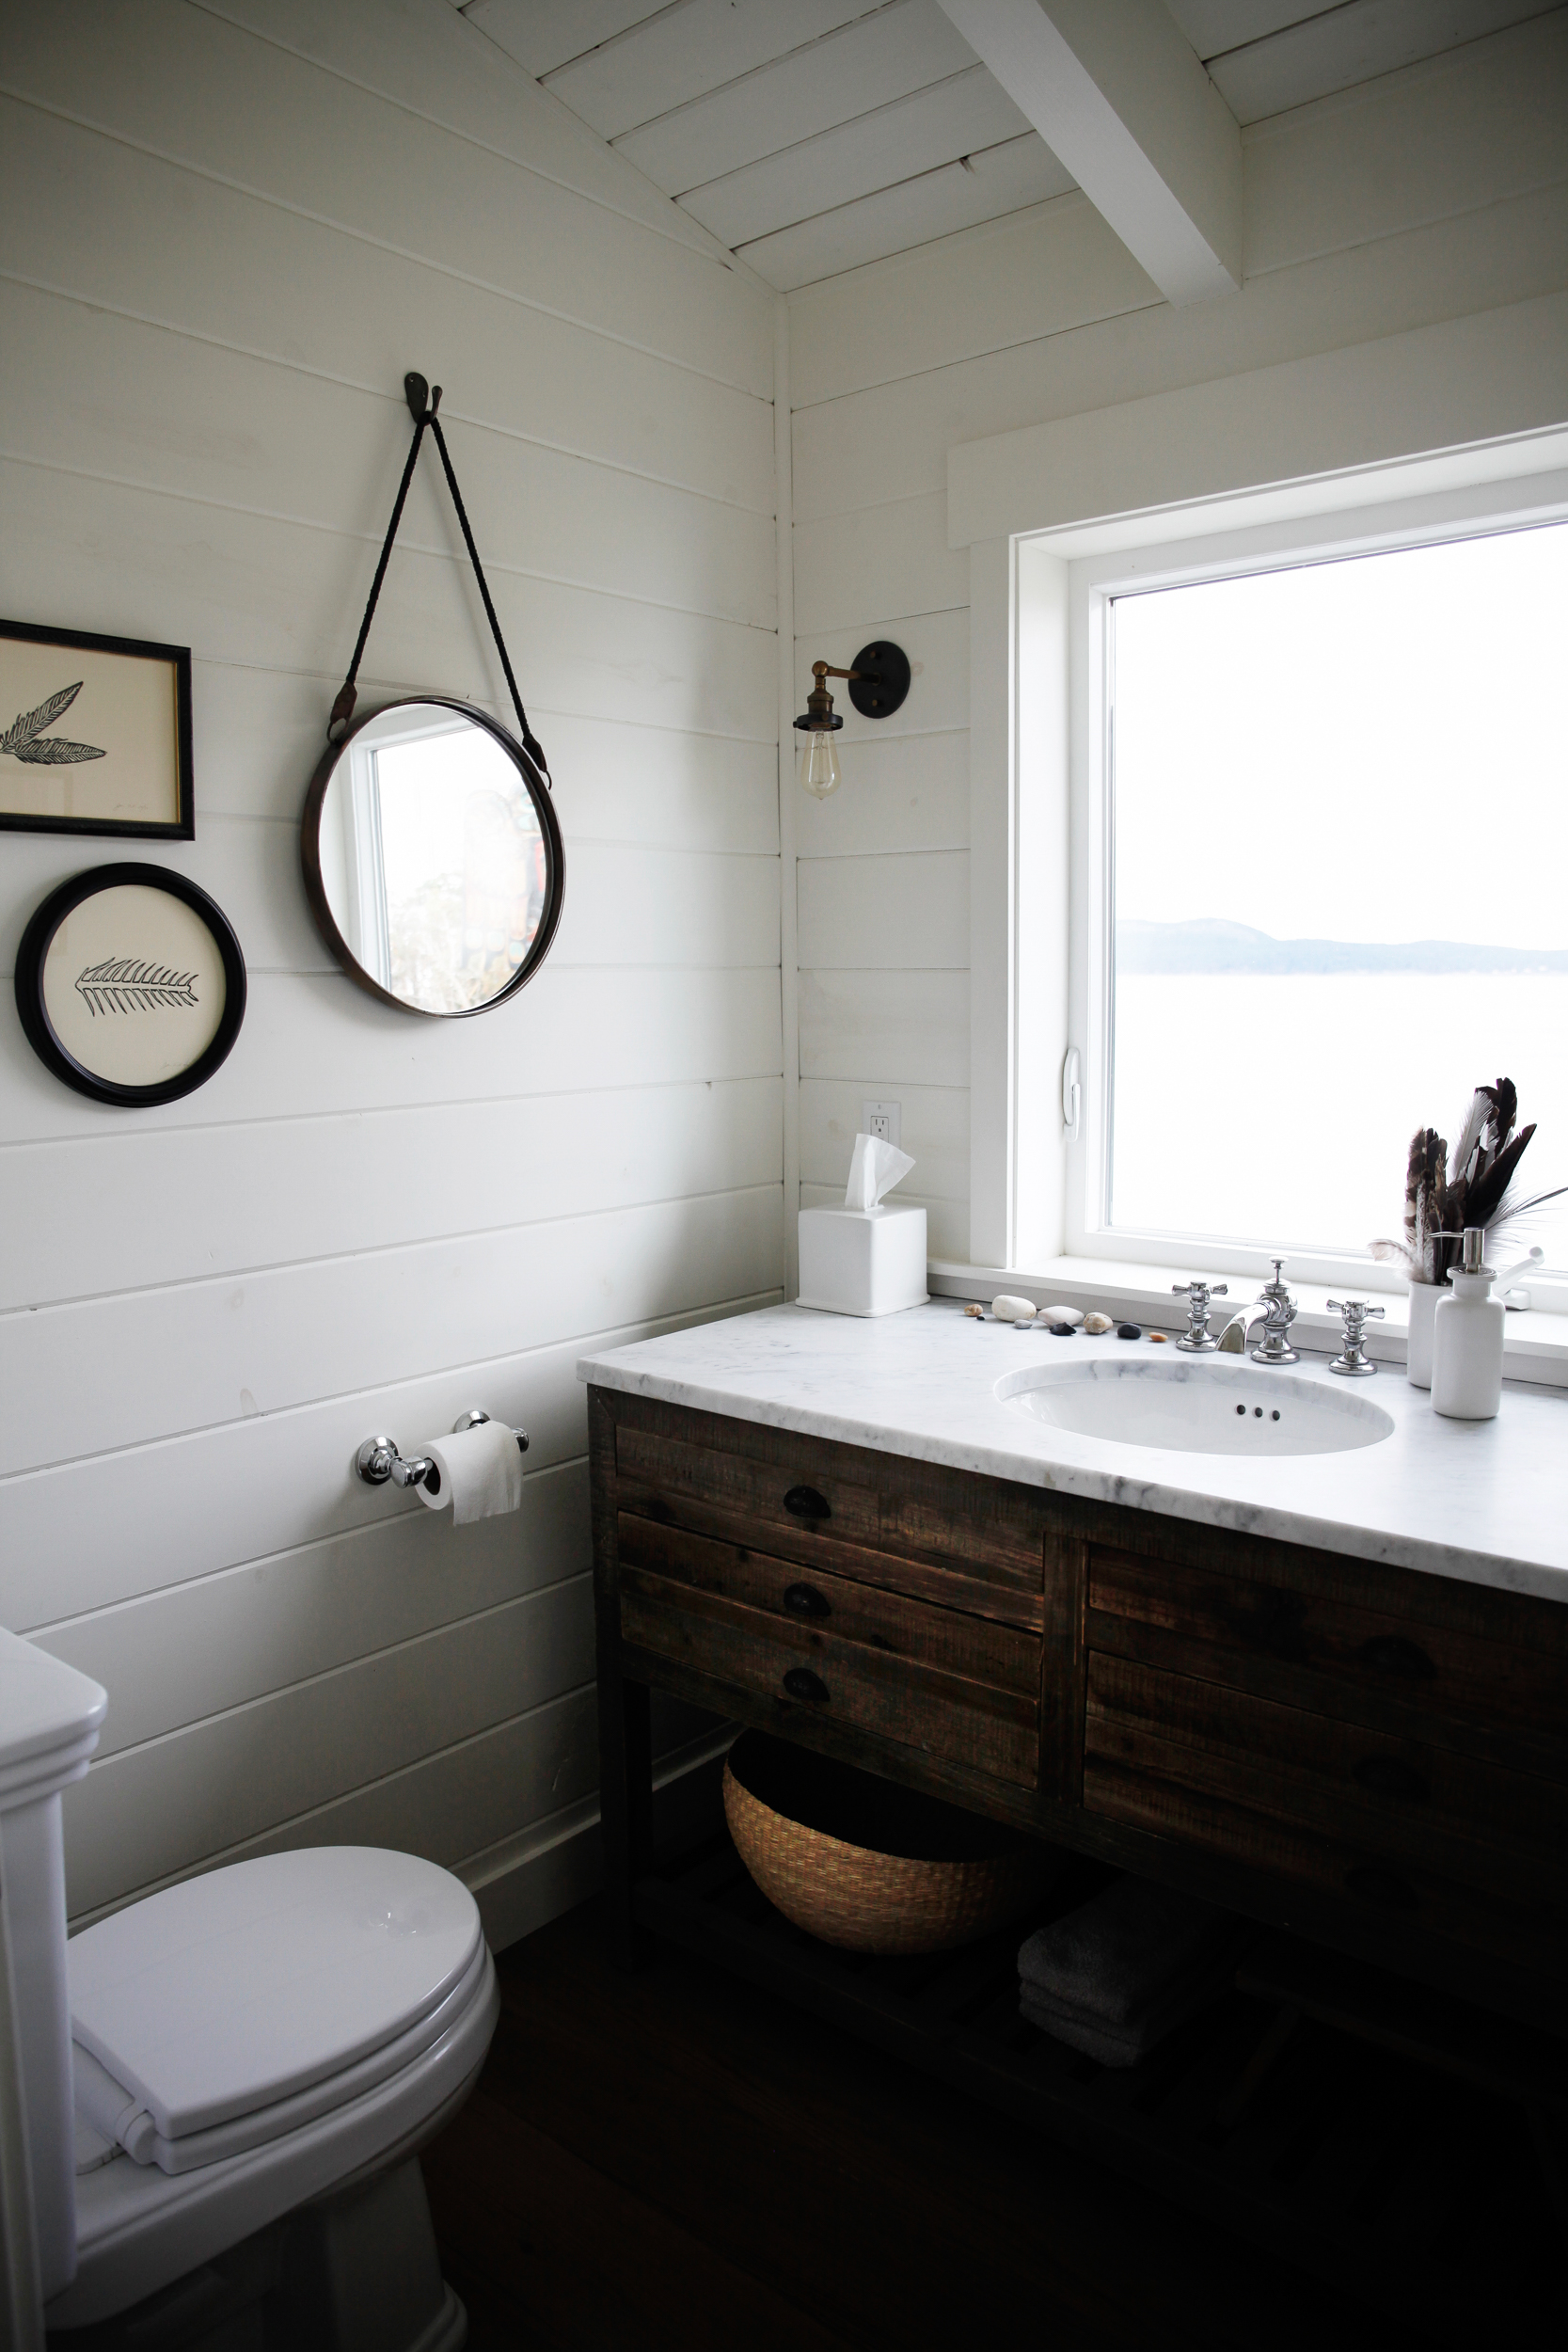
[797,1204,928,1317]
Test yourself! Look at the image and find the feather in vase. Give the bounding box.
[1486,1183,1568,1242]
[1463,1121,1537,1231]
[1416,1129,1450,1284]
[1449,1090,1489,1191]
[1484,1078,1518,1158]
[1402,1129,1426,1265]
[1376,1076,1560,1282]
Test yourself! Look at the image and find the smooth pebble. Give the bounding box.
[1040,1303,1084,1327]
[991,1295,1037,1323]
[1082,1312,1114,1335]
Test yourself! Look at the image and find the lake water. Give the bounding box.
[1110,973,1568,1266]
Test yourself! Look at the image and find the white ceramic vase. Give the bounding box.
[1406,1279,1440,1388]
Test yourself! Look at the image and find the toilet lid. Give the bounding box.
[68,1847,483,2142]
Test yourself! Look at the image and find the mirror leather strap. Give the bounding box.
[329,376,550,786]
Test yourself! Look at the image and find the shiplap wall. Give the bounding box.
[786,12,1568,1260]
[0,0,782,1942]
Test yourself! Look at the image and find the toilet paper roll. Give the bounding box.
[415,1420,524,1523]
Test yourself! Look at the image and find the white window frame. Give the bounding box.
[1063,479,1568,1296]
[944,294,1568,1326]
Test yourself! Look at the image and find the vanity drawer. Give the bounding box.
[618,1514,1040,1694]
[1085,1544,1568,1763]
[615,1422,1048,1609]
[618,1423,882,1547]
[1084,1654,1568,1888]
[1083,1746,1568,1979]
[617,1549,1040,1788]
[1085,1693,1568,1985]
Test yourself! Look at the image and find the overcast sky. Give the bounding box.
[1113,517,1568,949]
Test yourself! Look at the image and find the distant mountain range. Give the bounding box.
[1117,919,1568,977]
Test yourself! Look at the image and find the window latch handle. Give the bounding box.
[1061,1047,1081,1141]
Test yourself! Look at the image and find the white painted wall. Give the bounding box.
[785,12,1568,1263]
[0,0,783,1944]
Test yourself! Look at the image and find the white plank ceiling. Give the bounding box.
[457,0,1565,291]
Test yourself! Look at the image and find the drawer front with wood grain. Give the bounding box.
[1083,1743,1568,1979]
[618,1560,1040,1788]
[615,1423,1049,1604]
[1084,1654,1568,1905]
[1085,1544,1568,1768]
[618,1514,1041,1695]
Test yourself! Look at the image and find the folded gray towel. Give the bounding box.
[1020,1991,1150,2068]
[1020,1936,1230,2068]
[1018,1873,1226,2026]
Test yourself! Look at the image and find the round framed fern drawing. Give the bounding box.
[15,864,245,1105]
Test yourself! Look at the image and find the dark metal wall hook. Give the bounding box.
[404,373,442,422]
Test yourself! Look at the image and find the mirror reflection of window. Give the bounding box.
[357,711,544,1015]
[347,747,391,989]
[309,698,561,1018]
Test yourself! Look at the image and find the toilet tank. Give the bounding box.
[0,1629,107,2306]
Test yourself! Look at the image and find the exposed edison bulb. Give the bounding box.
[799,729,842,800]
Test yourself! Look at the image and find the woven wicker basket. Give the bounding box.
[723,1734,1055,1956]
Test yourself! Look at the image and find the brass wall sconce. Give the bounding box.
[792,640,911,799]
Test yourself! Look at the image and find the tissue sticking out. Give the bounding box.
[846,1130,915,1212]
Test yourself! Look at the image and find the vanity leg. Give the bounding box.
[590,1389,652,1968]
[596,1668,652,1970]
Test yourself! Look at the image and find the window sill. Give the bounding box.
[927,1256,1568,1391]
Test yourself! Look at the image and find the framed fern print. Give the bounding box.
[0,620,194,838]
[15,865,245,1105]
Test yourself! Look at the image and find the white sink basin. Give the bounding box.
[997,1356,1395,1456]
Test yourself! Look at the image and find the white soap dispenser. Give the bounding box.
[1431,1226,1504,1421]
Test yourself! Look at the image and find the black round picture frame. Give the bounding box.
[301,697,565,1018]
[14,863,246,1107]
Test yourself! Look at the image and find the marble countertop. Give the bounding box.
[579,1300,1568,1606]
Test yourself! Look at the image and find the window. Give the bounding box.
[1082,516,1568,1279]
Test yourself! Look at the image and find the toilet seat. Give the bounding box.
[69,1847,483,2172]
[49,1849,499,2331]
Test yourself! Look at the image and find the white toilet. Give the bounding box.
[0,1627,499,2346]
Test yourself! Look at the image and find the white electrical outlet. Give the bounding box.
[862,1098,901,1147]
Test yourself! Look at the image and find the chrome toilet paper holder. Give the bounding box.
[356,1408,529,1493]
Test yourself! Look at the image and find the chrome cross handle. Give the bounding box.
[1171,1279,1228,1353]
[1327,1297,1386,1378]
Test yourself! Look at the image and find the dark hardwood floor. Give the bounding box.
[420,1896,1402,2352]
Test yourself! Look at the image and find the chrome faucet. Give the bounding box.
[1171,1279,1227,1353]
[1215,1260,1298,1364]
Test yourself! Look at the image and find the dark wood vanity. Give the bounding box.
[591,1387,1568,2031]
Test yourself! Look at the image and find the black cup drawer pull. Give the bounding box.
[782,1667,829,1704]
[1352,1754,1430,1803]
[783,1484,831,1522]
[783,1581,831,1620]
[1357,1633,1435,1681]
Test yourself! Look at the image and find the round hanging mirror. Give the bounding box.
[302,698,564,1017]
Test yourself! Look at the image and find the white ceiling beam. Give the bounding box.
[935,0,1243,303]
